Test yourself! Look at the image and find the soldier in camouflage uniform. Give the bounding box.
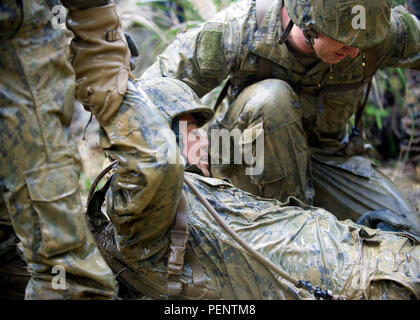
[141,0,420,237]
[87,76,420,300]
[0,0,137,299]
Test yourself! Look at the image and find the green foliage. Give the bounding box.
[391,0,406,7]
[136,0,201,27]
[365,104,390,131]
[120,0,236,75]
[79,172,92,197]
[131,0,236,43]
[362,67,408,161]
[212,0,238,11]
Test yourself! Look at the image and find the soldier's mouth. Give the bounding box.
[334,52,346,59]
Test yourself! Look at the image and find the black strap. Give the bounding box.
[355,80,373,129]
[213,79,231,112]
[278,20,294,45]
[344,47,377,155]
[302,28,318,56]
[86,160,118,231]
[167,193,189,296]
[353,48,377,134]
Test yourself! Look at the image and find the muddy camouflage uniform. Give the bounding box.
[0,0,119,299]
[89,76,420,300]
[141,0,420,236]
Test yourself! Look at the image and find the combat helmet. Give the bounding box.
[140,77,214,128]
[282,0,392,49]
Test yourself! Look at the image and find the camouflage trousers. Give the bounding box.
[210,79,420,236]
[0,1,117,299]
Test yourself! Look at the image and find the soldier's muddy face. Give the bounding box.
[281,6,359,64]
[312,33,360,64]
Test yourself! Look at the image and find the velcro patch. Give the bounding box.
[197,22,225,72]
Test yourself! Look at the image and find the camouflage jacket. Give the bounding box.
[141,0,420,153]
[95,78,420,300]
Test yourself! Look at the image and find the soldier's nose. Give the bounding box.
[343,46,359,58]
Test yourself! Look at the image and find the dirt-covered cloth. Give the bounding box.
[141,0,420,149]
[140,0,420,236]
[0,0,118,299]
[93,77,420,300]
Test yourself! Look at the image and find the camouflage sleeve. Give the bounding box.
[140,20,241,98]
[101,80,185,261]
[380,5,420,70]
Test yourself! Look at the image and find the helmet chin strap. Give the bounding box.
[278,20,319,57]
[277,20,294,45]
[302,28,318,57]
